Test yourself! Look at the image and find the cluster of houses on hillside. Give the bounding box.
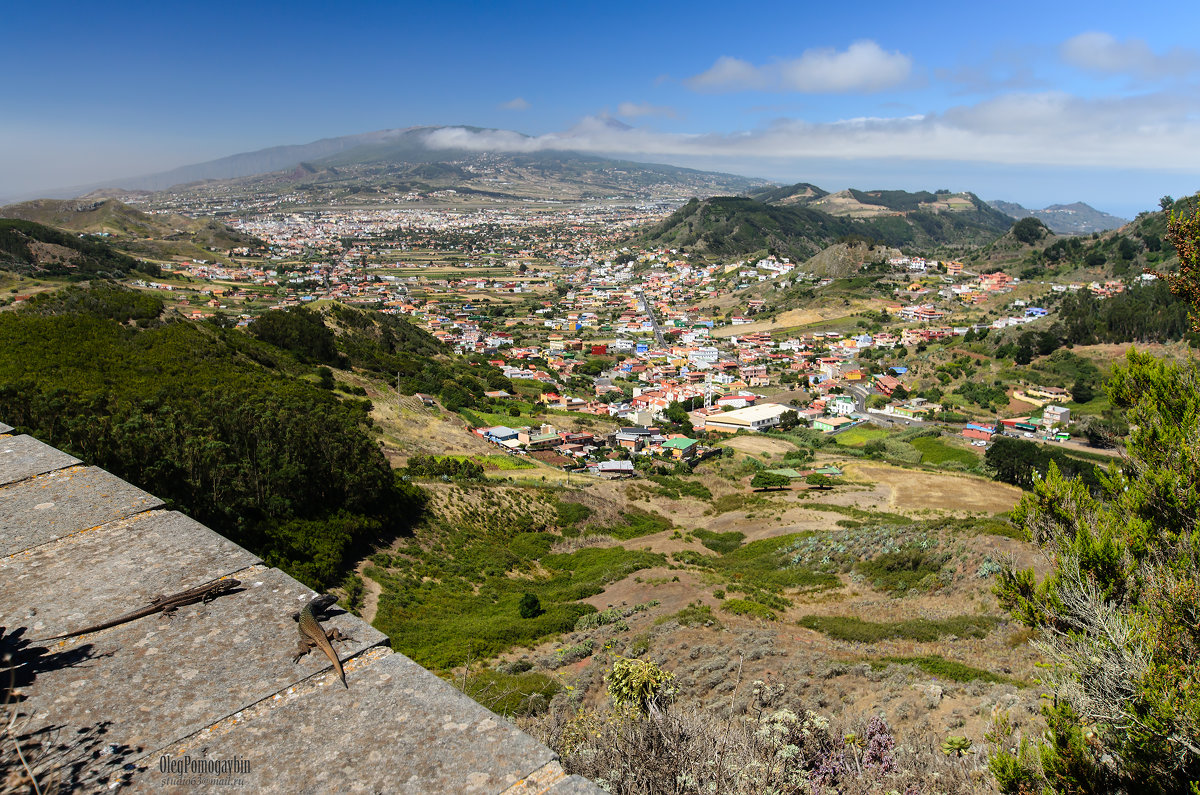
[470,423,712,478]
[960,398,1073,444]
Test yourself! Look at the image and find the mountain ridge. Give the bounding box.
[47,126,766,204]
[987,199,1126,235]
[639,188,1014,262]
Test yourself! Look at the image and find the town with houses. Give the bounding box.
[109,203,1146,478]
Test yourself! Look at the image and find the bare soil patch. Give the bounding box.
[709,307,838,337]
[720,436,796,456]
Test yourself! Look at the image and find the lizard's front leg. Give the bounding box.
[292,638,316,663]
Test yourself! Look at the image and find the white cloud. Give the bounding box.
[1061,32,1200,79]
[687,41,912,94]
[687,56,768,92]
[499,97,531,111]
[616,101,678,119]
[419,91,1200,173]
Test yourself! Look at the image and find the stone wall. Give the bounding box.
[0,426,598,794]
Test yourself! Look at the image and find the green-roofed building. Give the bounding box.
[660,437,699,459]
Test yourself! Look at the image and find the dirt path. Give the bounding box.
[359,567,383,624]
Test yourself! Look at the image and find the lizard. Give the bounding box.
[292,593,355,689]
[36,578,241,642]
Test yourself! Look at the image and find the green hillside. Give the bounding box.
[0,284,508,590]
[744,182,829,205]
[967,195,1192,280]
[0,198,262,265]
[637,192,1014,262]
[0,218,158,278]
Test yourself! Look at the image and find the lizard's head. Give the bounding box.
[308,594,339,612]
[216,579,241,592]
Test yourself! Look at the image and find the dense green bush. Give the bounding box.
[855,547,949,594]
[404,455,485,481]
[798,614,1000,643]
[721,598,777,621]
[692,529,745,554]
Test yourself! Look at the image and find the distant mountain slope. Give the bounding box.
[637,190,1013,261]
[0,198,262,264]
[0,198,255,247]
[75,126,769,206]
[746,182,829,205]
[987,200,1127,235]
[98,129,419,192]
[0,218,159,278]
[968,195,1185,278]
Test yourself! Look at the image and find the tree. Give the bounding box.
[1081,418,1118,449]
[777,409,799,430]
[1159,196,1200,331]
[249,306,339,365]
[1013,217,1049,245]
[664,400,694,434]
[1070,378,1095,404]
[751,472,790,490]
[440,381,472,411]
[518,593,543,619]
[805,473,835,490]
[989,197,1200,792]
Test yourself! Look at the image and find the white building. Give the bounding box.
[702,403,792,433]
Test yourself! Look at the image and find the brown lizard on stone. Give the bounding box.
[36,578,241,641]
[292,594,355,688]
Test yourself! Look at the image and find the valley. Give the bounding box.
[2,152,1197,792]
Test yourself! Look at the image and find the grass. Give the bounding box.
[671,601,723,628]
[370,503,668,669]
[648,474,713,501]
[692,529,745,554]
[961,516,1025,540]
[909,436,980,467]
[801,503,911,525]
[459,668,561,717]
[834,426,891,447]
[589,509,673,540]
[675,532,840,594]
[798,614,1001,643]
[704,493,772,515]
[1068,393,1113,416]
[855,547,950,594]
[441,454,537,470]
[554,500,593,529]
[457,407,532,428]
[872,655,1014,684]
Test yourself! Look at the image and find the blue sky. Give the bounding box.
[4,0,1200,216]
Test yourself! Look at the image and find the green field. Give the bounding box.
[458,406,538,428]
[834,425,891,446]
[910,436,980,467]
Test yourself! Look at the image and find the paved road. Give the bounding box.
[636,289,666,346]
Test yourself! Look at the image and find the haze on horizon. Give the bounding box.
[4,0,1200,218]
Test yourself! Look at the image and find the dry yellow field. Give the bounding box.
[844,461,1023,514]
[709,307,840,337]
[720,436,797,456]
